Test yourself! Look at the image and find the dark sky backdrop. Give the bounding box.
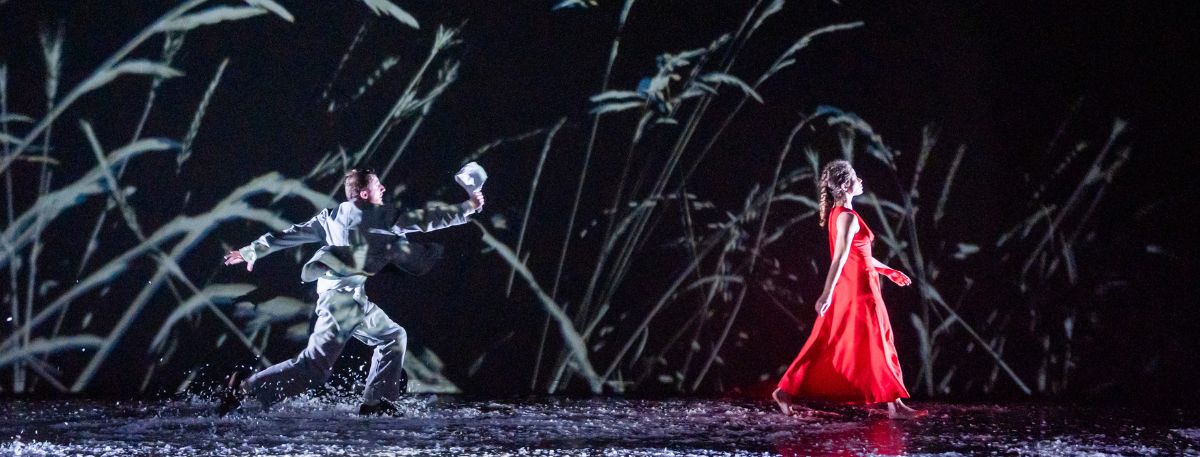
[1,1,1198,400]
[3,1,1195,215]
[5,0,1193,243]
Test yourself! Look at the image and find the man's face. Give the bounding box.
[358,174,386,205]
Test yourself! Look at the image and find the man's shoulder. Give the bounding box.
[324,201,358,219]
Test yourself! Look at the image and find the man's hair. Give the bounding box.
[343,169,376,200]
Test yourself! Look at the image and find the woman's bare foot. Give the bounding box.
[772,388,794,416]
[886,398,928,420]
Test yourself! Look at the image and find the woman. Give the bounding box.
[773,160,925,419]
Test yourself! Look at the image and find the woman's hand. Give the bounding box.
[878,268,911,286]
[814,291,832,316]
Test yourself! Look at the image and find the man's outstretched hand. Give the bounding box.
[469,190,485,212]
[223,250,252,271]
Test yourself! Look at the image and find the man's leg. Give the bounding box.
[352,300,407,405]
[242,290,365,407]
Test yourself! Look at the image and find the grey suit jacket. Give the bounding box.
[239,200,475,291]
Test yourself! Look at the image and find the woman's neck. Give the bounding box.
[839,196,853,210]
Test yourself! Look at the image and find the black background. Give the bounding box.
[1,0,1197,403]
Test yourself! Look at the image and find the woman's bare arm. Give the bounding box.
[815,212,858,315]
[869,256,912,286]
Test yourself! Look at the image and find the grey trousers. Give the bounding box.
[244,287,407,406]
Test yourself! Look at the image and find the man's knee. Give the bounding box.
[292,351,336,383]
[371,326,406,356]
[309,359,336,385]
[393,326,407,346]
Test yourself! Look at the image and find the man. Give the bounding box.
[219,168,484,416]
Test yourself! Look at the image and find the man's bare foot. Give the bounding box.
[772,388,794,416]
[216,371,245,417]
[886,399,928,420]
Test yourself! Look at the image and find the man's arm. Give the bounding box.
[392,191,484,235]
[224,210,329,271]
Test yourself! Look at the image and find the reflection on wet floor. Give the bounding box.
[1,397,1198,456]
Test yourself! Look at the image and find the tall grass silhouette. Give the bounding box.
[481,1,1130,396]
[0,0,454,394]
[0,0,1134,398]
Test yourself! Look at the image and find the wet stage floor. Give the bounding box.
[2,397,1198,456]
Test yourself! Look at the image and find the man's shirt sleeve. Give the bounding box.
[391,201,476,235]
[238,210,329,268]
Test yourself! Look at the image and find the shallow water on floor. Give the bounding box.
[1,397,1198,456]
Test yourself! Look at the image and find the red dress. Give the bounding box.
[777,206,910,404]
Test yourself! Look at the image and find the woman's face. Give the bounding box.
[845,170,864,197]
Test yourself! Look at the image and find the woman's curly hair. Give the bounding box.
[818,160,855,227]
